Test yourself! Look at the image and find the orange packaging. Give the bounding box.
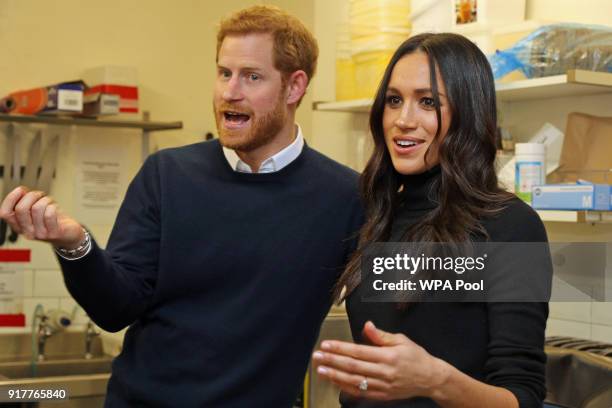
[9,87,48,114]
[5,81,85,115]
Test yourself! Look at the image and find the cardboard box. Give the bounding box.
[85,85,138,113]
[8,81,85,115]
[548,113,612,185]
[532,183,610,211]
[83,66,137,85]
[82,92,120,116]
[82,66,138,113]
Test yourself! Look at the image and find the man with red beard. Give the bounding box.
[0,5,362,407]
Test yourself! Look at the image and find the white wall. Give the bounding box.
[0,0,611,344]
[0,0,315,340]
[311,0,374,169]
[504,1,612,341]
[526,0,612,25]
[312,0,612,342]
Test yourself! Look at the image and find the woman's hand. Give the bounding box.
[312,321,449,401]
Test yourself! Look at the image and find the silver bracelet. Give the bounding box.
[55,228,92,260]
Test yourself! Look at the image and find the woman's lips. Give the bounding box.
[392,137,425,155]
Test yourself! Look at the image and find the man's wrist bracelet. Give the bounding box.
[55,228,91,260]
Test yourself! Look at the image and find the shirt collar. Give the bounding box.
[222,124,304,173]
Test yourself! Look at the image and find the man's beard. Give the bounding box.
[214,91,287,152]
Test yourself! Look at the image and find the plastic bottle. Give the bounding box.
[515,143,546,203]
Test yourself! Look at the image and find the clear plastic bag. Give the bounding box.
[489,23,612,79]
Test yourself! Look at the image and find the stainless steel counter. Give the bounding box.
[306,311,352,408]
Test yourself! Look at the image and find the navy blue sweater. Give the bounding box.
[59,140,363,407]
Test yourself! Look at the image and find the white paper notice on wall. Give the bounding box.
[0,267,24,314]
[74,130,130,226]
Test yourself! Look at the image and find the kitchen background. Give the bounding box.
[0,0,610,379]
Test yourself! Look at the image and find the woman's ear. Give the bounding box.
[286,70,308,105]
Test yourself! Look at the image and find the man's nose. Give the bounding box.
[222,76,243,102]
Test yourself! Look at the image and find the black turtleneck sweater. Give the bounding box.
[343,167,549,408]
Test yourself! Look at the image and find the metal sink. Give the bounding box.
[0,331,109,364]
[0,332,114,399]
[0,356,112,379]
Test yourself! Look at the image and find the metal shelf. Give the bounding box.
[536,210,612,224]
[0,112,183,161]
[313,69,612,112]
[312,69,612,225]
[496,70,612,102]
[312,98,372,113]
[0,113,182,132]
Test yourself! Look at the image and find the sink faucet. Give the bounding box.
[85,320,100,359]
[36,315,54,361]
[32,306,72,362]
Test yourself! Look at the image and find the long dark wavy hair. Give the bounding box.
[334,33,513,302]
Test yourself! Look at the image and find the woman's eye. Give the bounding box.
[385,95,402,107]
[420,97,436,108]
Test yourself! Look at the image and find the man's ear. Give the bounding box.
[285,70,308,105]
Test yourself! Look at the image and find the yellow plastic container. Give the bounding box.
[350,11,411,28]
[350,30,411,51]
[352,49,395,99]
[336,57,357,101]
[343,0,411,99]
[349,0,411,13]
[336,23,357,101]
[349,0,411,27]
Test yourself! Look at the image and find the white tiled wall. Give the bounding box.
[547,303,612,341]
[591,324,612,343]
[592,302,612,326]
[0,125,133,337]
[33,269,70,298]
[544,223,612,343]
[4,265,91,332]
[546,318,592,338]
[0,229,109,333]
[0,0,314,344]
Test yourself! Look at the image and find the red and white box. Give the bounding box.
[82,92,120,116]
[0,249,31,327]
[83,66,139,113]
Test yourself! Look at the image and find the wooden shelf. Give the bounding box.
[313,69,612,113]
[536,210,612,224]
[0,113,183,132]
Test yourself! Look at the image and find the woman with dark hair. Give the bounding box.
[312,33,549,407]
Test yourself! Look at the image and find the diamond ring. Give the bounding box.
[358,377,368,392]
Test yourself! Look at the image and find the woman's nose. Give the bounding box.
[395,105,417,129]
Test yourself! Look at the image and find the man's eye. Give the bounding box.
[219,70,231,79]
[385,95,402,107]
[248,73,260,81]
